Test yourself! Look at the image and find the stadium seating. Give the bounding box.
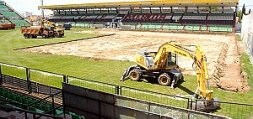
[161,8,172,13]
[187,7,198,13]
[48,6,236,33]
[208,13,234,21]
[182,13,207,24]
[198,7,210,13]
[0,0,4,5]
[49,13,117,23]
[136,23,162,30]
[151,9,161,14]
[207,13,234,26]
[10,20,29,26]
[163,14,172,22]
[1,12,18,18]
[182,14,207,20]
[171,13,183,23]
[122,13,167,22]
[0,1,30,26]
[173,8,186,13]
[223,8,234,13]
[0,14,10,23]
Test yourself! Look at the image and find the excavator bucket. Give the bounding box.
[190,98,220,112]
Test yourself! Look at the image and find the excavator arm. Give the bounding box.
[121,42,219,111]
[153,42,195,69]
[153,42,212,100]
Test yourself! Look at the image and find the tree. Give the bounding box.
[238,4,252,23]
[237,10,242,23]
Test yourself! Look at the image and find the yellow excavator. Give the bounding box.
[120,41,220,111]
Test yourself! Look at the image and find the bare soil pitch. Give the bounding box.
[22,29,249,92]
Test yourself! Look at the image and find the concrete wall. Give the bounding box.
[241,13,253,64]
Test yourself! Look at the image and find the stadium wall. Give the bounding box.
[241,13,253,64]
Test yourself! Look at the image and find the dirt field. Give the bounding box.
[22,29,248,92]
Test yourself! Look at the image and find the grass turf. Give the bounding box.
[0,28,253,118]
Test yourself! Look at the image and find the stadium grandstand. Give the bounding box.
[0,13,10,24]
[0,0,30,27]
[40,0,238,32]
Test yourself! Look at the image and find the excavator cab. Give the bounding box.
[167,52,177,66]
[121,50,183,88]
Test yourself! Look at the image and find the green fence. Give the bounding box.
[1,64,26,80]
[208,25,233,32]
[163,24,184,30]
[73,22,92,28]
[68,76,116,94]
[125,23,233,33]
[30,69,63,89]
[0,62,252,119]
[120,86,189,108]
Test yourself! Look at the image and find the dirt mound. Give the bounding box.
[211,37,250,92]
[209,43,228,87]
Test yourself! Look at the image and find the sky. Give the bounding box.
[2,0,253,15]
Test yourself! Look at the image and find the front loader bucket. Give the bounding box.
[120,65,137,82]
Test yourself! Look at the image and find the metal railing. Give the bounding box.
[117,96,229,119]
[63,83,229,119]
[201,100,253,119]
[0,104,62,119]
[0,62,253,118]
[0,87,63,119]
[122,22,233,33]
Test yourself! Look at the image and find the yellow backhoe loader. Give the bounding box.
[120,41,220,111]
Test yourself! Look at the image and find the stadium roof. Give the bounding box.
[39,0,239,10]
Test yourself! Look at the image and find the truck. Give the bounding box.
[21,20,64,38]
[0,23,15,30]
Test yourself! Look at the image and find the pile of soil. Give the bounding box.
[211,37,250,92]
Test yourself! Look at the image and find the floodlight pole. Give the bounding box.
[41,0,45,19]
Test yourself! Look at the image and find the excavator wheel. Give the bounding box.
[158,73,172,86]
[129,69,141,81]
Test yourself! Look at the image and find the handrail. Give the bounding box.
[28,91,61,107]
[0,105,62,119]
